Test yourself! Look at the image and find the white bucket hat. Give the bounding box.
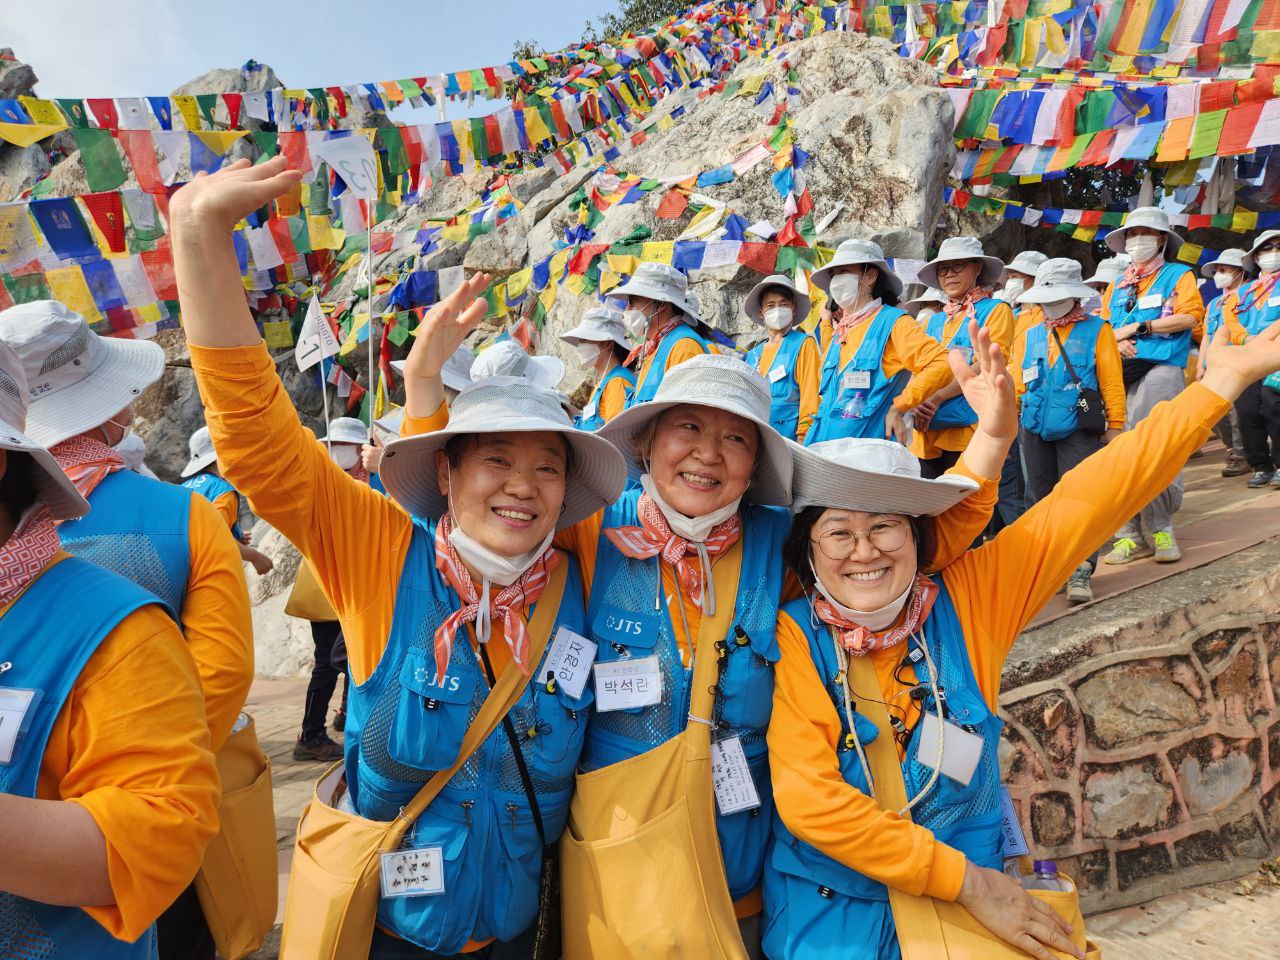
[0,300,164,448]
[1016,258,1097,306]
[1105,206,1183,256]
[181,426,217,478]
[559,306,632,353]
[917,236,1005,290]
[0,339,88,521]
[597,353,793,506]
[791,437,978,518]
[378,376,625,527]
[373,407,405,438]
[1242,230,1280,274]
[810,239,903,299]
[901,287,946,314]
[743,274,813,325]
[1201,247,1248,279]
[612,262,703,324]
[1004,250,1048,279]
[1085,255,1130,288]
[318,416,368,446]
[469,340,564,391]
[390,344,476,393]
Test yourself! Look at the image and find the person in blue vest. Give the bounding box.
[559,305,635,430]
[0,300,255,960]
[806,239,953,448]
[180,425,275,575]
[998,250,1048,315]
[1012,259,1126,604]
[614,262,713,408]
[1195,248,1250,479]
[761,321,1280,960]
[900,286,946,327]
[1097,207,1205,566]
[0,339,220,959]
[743,274,820,441]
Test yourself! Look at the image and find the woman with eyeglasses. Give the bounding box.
[762,320,1280,960]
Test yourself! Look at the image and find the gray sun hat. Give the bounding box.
[1085,255,1130,288]
[0,300,164,449]
[318,416,368,446]
[1004,250,1048,279]
[469,340,565,391]
[378,376,625,528]
[810,239,903,299]
[559,306,632,353]
[181,426,217,478]
[901,286,946,315]
[1243,230,1280,274]
[597,353,793,506]
[791,436,978,518]
[743,274,813,326]
[1016,258,1097,306]
[390,344,476,393]
[612,262,703,324]
[0,339,88,521]
[1105,206,1183,256]
[1201,247,1248,280]
[918,236,1005,290]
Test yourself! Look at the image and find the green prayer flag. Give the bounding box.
[720,80,743,99]
[469,117,491,161]
[1061,133,1094,169]
[955,90,999,140]
[639,179,661,192]
[72,128,127,192]
[252,132,279,158]
[4,273,51,304]
[195,94,219,128]
[56,99,90,128]
[1079,90,1116,135]
[307,89,330,126]
[397,78,423,100]
[387,319,410,346]
[1188,109,1227,159]
[289,215,313,255]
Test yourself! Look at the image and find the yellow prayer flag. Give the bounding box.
[18,97,65,127]
[1251,31,1280,60]
[340,314,369,356]
[607,254,639,276]
[306,215,344,251]
[136,303,162,324]
[640,241,675,264]
[263,320,294,348]
[737,75,766,98]
[193,131,249,155]
[1232,210,1259,232]
[600,271,622,294]
[0,122,65,147]
[1071,225,1098,243]
[172,95,201,131]
[563,274,586,296]
[657,114,675,131]
[1176,242,1203,265]
[549,250,572,280]
[507,267,533,300]
[442,224,470,242]
[539,284,557,312]
[45,266,101,322]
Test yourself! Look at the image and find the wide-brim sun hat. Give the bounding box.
[810,239,904,300]
[0,300,164,448]
[1085,255,1130,287]
[743,274,813,326]
[1201,247,1248,279]
[378,376,625,528]
[1105,206,1183,256]
[1242,230,1280,274]
[1016,258,1097,306]
[181,425,217,478]
[917,236,1005,290]
[0,339,87,520]
[612,262,703,324]
[597,353,792,506]
[901,287,946,314]
[559,306,632,353]
[318,416,369,446]
[390,344,475,393]
[469,340,565,390]
[791,437,978,518]
[373,407,406,438]
[1004,250,1048,279]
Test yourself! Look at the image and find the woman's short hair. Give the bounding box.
[782,505,935,589]
[443,432,576,475]
[0,451,39,521]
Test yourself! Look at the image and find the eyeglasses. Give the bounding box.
[1260,241,1280,254]
[811,519,911,560]
[936,260,979,277]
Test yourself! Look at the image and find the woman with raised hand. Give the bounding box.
[172,156,628,959]
[762,319,1280,960]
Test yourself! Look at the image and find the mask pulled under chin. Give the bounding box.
[448,521,555,588]
[810,557,914,632]
[640,473,742,543]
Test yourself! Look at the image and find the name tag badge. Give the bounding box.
[1022,365,1039,384]
[594,656,662,712]
[541,626,597,700]
[711,735,761,815]
[0,687,38,765]
[915,712,984,787]
[768,364,787,383]
[380,847,445,898]
[1138,293,1163,310]
[1269,295,1280,308]
[998,785,1030,858]
[842,369,872,391]
[582,401,598,420]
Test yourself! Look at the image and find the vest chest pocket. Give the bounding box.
[904,688,999,810]
[717,628,776,733]
[590,603,661,715]
[386,652,477,773]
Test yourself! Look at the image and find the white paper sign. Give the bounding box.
[594,657,662,712]
[295,295,342,371]
[915,712,984,787]
[768,365,787,383]
[541,627,597,701]
[380,847,445,898]
[311,135,379,201]
[711,735,761,815]
[0,688,36,765]
[842,370,872,391]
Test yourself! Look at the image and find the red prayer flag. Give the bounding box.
[142,245,178,301]
[325,88,347,119]
[1077,129,1115,167]
[268,218,299,263]
[116,130,166,195]
[1218,103,1264,156]
[738,242,778,274]
[82,191,128,253]
[223,93,243,128]
[656,187,690,220]
[346,380,365,413]
[278,132,312,174]
[776,218,806,248]
[86,98,119,129]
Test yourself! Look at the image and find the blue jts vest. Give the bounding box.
[345,520,591,954]
[1103,263,1196,367]
[1019,316,1107,442]
[628,325,709,407]
[746,329,812,441]
[806,306,908,446]
[0,558,160,959]
[1204,293,1226,341]
[1234,279,1280,337]
[926,298,1005,429]
[576,365,636,431]
[762,586,1005,960]
[583,491,789,900]
[58,469,192,620]
[180,472,244,541]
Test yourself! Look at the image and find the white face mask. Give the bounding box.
[762,306,794,331]
[916,308,936,325]
[1213,270,1239,289]
[1124,235,1162,264]
[1041,299,1076,321]
[809,556,915,631]
[574,341,603,366]
[640,473,742,543]
[828,273,864,310]
[113,430,148,473]
[623,305,652,338]
[1001,278,1026,302]
[330,445,359,471]
[1257,251,1280,274]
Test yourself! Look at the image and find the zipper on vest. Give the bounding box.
[507,801,518,829]
[460,799,474,826]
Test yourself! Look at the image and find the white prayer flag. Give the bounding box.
[295,296,342,371]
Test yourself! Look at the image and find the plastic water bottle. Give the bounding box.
[1022,859,1069,892]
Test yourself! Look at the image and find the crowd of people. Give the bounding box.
[4,152,1280,960]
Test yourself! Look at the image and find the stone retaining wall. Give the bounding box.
[999,542,1280,913]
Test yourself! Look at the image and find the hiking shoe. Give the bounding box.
[1103,537,1153,565]
[1271,472,1280,489]
[1066,565,1094,604]
[1222,455,1250,478]
[1247,469,1274,488]
[293,735,343,762]
[1153,530,1181,563]
[333,710,346,733]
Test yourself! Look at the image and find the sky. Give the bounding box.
[4,0,613,120]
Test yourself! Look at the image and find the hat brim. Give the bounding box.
[613,278,703,325]
[1105,224,1183,256]
[378,420,626,529]
[391,358,474,393]
[597,397,792,507]
[917,254,1005,291]
[24,336,164,448]
[902,299,943,316]
[744,277,813,325]
[560,325,632,353]
[1017,282,1098,305]
[811,260,904,299]
[0,425,89,520]
[1242,231,1280,274]
[1201,259,1242,279]
[180,449,218,478]
[789,442,979,518]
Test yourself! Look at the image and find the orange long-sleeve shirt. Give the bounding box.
[826,311,955,417]
[1012,319,1127,431]
[768,382,1227,904]
[2,556,220,942]
[751,333,822,441]
[633,329,709,400]
[597,372,631,423]
[211,489,240,531]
